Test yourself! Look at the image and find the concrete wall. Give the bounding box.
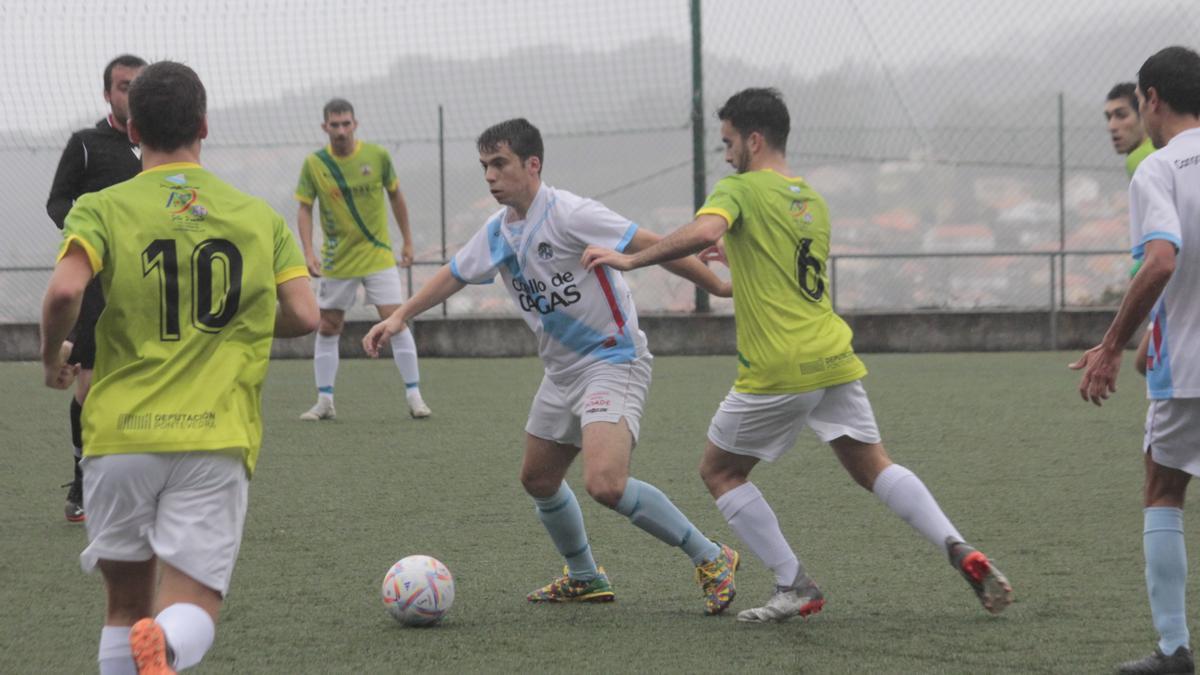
[3,309,1126,361]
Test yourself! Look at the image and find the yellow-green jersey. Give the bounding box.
[1126,137,1156,277]
[295,140,399,278]
[60,162,308,476]
[698,169,867,394]
[1126,137,1155,178]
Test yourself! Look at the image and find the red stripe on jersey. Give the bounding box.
[1150,316,1163,370]
[593,266,626,336]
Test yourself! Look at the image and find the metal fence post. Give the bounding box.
[1049,253,1058,350]
[690,0,710,313]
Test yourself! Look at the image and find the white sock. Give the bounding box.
[98,626,136,675]
[314,333,339,400]
[715,482,803,587]
[873,463,963,556]
[389,329,420,390]
[156,603,215,671]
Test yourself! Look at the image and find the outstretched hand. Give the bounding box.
[363,318,404,358]
[581,245,632,272]
[1068,344,1122,406]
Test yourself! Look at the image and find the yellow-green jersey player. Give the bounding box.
[1105,82,1156,178]
[583,87,1013,623]
[39,61,318,674]
[296,138,400,278]
[697,171,865,394]
[60,161,308,474]
[295,98,431,422]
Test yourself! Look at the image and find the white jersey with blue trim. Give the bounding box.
[451,183,648,383]
[1129,126,1200,399]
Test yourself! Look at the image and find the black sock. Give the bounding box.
[70,397,83,454]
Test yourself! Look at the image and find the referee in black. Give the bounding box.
[45,54,146,523]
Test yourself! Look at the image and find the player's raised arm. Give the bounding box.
[363,264,466,357]
[582,213,728,273]
[619,227,732,298]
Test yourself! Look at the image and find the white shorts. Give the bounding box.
[525,355,652,448]
[707,379,882,462]
[317,267,405,310]
[1144,398,1200,476]
[79,451,250,596]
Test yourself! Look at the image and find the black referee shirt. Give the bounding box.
[46,117,142,229]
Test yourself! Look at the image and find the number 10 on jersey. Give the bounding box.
[142,238,244,341]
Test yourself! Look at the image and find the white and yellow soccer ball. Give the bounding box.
[381,555,455,626]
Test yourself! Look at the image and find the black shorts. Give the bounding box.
[67,278,105,369]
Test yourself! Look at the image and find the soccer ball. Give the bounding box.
[381,555,455,626]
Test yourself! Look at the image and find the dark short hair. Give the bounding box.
[717,87,790,151]
[323,98,355,121]
[1106,82,1139,115]
[128,61,206,152]
[1138,46,1200,117]
[477,118,544,172]
[103,54,147,92]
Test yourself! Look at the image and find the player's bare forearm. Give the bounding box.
[365,265,464,357]
[296,202,316,254]
[662,256,730,297]
[392,265,465,325]
[389,189,413,242]
[1101,240,1175,352]
[627,214,728,270]
[388,189,415,266]
[1072,240,1174,405]
[297,202,323,276]
[275,277,319,337]
[40,248,91,364]
[40,293,80,365]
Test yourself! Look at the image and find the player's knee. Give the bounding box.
[699,462,722,494]
[519,469,558,499]
[698,456,740,495]
[584,473,625,509]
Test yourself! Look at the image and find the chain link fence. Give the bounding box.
[3,0,1198,322]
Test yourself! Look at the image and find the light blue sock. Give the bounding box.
[615,477,721,565]
[533,483,597,581]
[1145,506,1189,655]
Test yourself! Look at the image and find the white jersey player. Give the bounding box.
[1071,45,1200,675]
[451,184,648,385]
[364,118,743,615]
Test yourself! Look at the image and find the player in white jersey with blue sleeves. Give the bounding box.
[365,118,742,615]
[1072,45,1200,675]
